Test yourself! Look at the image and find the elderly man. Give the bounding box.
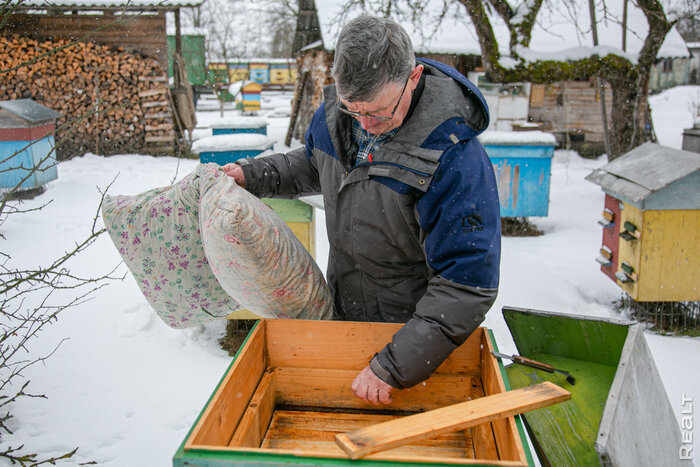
[223,15,501,405]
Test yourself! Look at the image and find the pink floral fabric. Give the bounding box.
[199,164,333,320]
[102,170,243,328]
[102,164,332,328]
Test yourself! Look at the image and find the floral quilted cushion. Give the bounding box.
[198,164,333,320]
[102,164,333,328]
[102,170,243,328]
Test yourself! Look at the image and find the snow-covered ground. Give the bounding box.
[1,87,698,466]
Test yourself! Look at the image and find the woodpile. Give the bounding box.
[0,34,177,159]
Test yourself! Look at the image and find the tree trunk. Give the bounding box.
[455,0,671,160]
[607,65,655,158]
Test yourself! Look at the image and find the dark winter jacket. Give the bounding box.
[237,58,501,389]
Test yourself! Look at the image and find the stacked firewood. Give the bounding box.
[0,35,175,159]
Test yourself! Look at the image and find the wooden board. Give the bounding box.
[274,366,474,412]
[335,382,570,460]
[617,201,644,299]
[229,369,277,448]
[637,208,700,301]
[480,328,527,462]
[264,319,483,375]
[469,378,499,461]
[187,321,267,448]
[262,410,473,459]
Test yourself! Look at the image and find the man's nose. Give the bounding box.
[357,116,377,131]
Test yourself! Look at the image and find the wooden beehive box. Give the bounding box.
[173,319,533,466]
[0,99,61,192]
[479,131,556,218]
[586,143,700,302]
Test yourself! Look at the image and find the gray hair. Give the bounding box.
[331,15,415,102]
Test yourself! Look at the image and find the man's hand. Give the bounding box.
[351,365,393,405]
[221,163,246,188]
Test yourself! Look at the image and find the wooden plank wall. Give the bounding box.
[4,12,168,71]
[529,79,613,143]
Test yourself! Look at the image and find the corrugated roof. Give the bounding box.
[0,99,62,123]
[585,142,700,203]
[14,0,203,10]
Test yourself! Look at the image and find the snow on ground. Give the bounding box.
[1,87,698,466]
[650,85,700,150]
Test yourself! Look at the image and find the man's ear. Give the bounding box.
[410,65,424,89]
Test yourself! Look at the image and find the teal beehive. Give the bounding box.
[479,131,556,218]
[0,99,61,193]
[192,133,274,165]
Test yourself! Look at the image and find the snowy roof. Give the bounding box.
[314,0,689,61]
[209,116,268,129]
[14,0,203,10]
[192,134,275,153]
[585,142,700,204]
[479,130,556,146]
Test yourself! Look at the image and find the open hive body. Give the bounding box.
[175,319,532,466]
[502,307,687,467]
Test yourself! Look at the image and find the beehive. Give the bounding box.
[0,99,61,193]
[192,134,274,165]
[173,319,535,466]
[480,131,556,218]
[586,143,700,301]
[211,116,268,135]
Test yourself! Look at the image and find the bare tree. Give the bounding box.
[265,0,298,57]
[180,0,297,60]
[333,0,688,158]
[0,132,121,467]
[0,5,123,464]
[457,0,673,157]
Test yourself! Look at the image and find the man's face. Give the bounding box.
[338,65,423,135]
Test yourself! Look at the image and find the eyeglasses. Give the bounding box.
[336,74,411,121]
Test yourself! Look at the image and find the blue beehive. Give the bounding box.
[192,134,274,165]
[0,99,61,193]
[479,131,556,217]
[210,116,268,136]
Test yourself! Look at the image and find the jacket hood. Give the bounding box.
[416,57,490,136]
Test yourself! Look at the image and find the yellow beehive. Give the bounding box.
[587,143,700,302]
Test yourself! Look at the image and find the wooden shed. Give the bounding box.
[586,142,700,302]
[3,0,201,157]
[3,0,202,73]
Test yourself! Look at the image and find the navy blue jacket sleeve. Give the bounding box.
[374,136,501,389]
